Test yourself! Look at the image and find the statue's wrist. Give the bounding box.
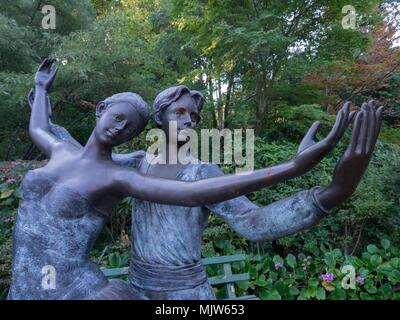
[288,159,303,178]
[310,186,332,215]
[313,185,348,212]
[35,85,47,92]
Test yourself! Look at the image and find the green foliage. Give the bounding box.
[1,0,399,300]
[235,240,400,300]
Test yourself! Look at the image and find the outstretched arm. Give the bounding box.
[200,164,327,242]
[29,58,68,158]
[203,102,382,242]
[112,104,353,206]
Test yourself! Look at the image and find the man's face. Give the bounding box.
[160,94,200,144]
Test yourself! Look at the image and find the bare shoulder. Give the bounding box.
[50,140,81,159]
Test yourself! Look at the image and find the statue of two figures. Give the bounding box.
[8,58,383,300]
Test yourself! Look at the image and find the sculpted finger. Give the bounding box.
[326,110,343,143]
[298,121,320,151]
[342,101,350,121]
[38,58,48,71]
[307,121,320,141]
[374,106,384,142]
[350,111,363,153]
[27,88,34,108]
[349,110,356,124]
[51,65,58,79]
[366,101,376,153]
[336,102,350,139]
[358,104,370,154]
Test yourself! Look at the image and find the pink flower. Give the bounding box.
[322,273,334,282]
[356,276,365,285]
[274,262,283,270]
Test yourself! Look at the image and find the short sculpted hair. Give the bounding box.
[152,85,205,125]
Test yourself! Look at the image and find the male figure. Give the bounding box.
[31,85,382,299]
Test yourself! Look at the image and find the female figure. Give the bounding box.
[10,59,350,299]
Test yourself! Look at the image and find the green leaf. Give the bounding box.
[260,289,282,300]
[273,255,284,264]
[255,274,268,287]
[329,288,346,300]
[360,292,374,300]
[370,254,382,266]
[108,253,122,268]
[286,254,296,268]
[367,245,379,254]
[304,287,317,299]
[308,278,319,288]
[381,239,391,250]
[0,189,14,199]
[366,285,378,294]
[289,286,300,296]
[316,287,326,300]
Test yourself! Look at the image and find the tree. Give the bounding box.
[304,19,400,110]
[170,0,382,131]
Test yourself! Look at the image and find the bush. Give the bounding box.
[235,239,400,300]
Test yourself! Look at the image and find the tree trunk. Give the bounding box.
[224,74,234,127]
[255,83,267,134]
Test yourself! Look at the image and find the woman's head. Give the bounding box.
[153,85,204,132]
[94,92,149,146]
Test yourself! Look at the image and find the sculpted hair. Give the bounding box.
[96,92,150,124]
[152,85,204,124]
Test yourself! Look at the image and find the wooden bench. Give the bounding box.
[102,254,258,300]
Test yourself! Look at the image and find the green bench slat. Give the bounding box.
[202,254,248,265]
[101,267,128,277]
[208,273,249,285]
[102,255,249,276]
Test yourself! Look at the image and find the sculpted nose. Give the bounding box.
[115,120,127,131]
[182,115,192,128]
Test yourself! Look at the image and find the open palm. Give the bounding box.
[35,58,58,91]
[293,102,354,173]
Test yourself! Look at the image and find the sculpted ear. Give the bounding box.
[96,101,107,119]
[154,109,163,127]
[191,91,204,112]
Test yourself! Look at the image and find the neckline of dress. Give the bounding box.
[26,170,110,219]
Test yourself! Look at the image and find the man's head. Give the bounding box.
[153,85,204,139]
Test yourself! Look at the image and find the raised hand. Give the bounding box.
[293,102,355,173]
[35,58,58,91]
[314,101,384,212]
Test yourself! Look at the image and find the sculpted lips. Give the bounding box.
[107,129,118,138]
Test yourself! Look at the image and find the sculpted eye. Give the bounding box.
[191,113,199,122]
[114,114,122,122]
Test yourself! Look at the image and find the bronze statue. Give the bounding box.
[9,58,358,300]
[37,67,382,300]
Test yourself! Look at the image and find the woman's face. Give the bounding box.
[95,102,145,147]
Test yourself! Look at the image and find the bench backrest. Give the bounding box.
[101,254,251,299]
